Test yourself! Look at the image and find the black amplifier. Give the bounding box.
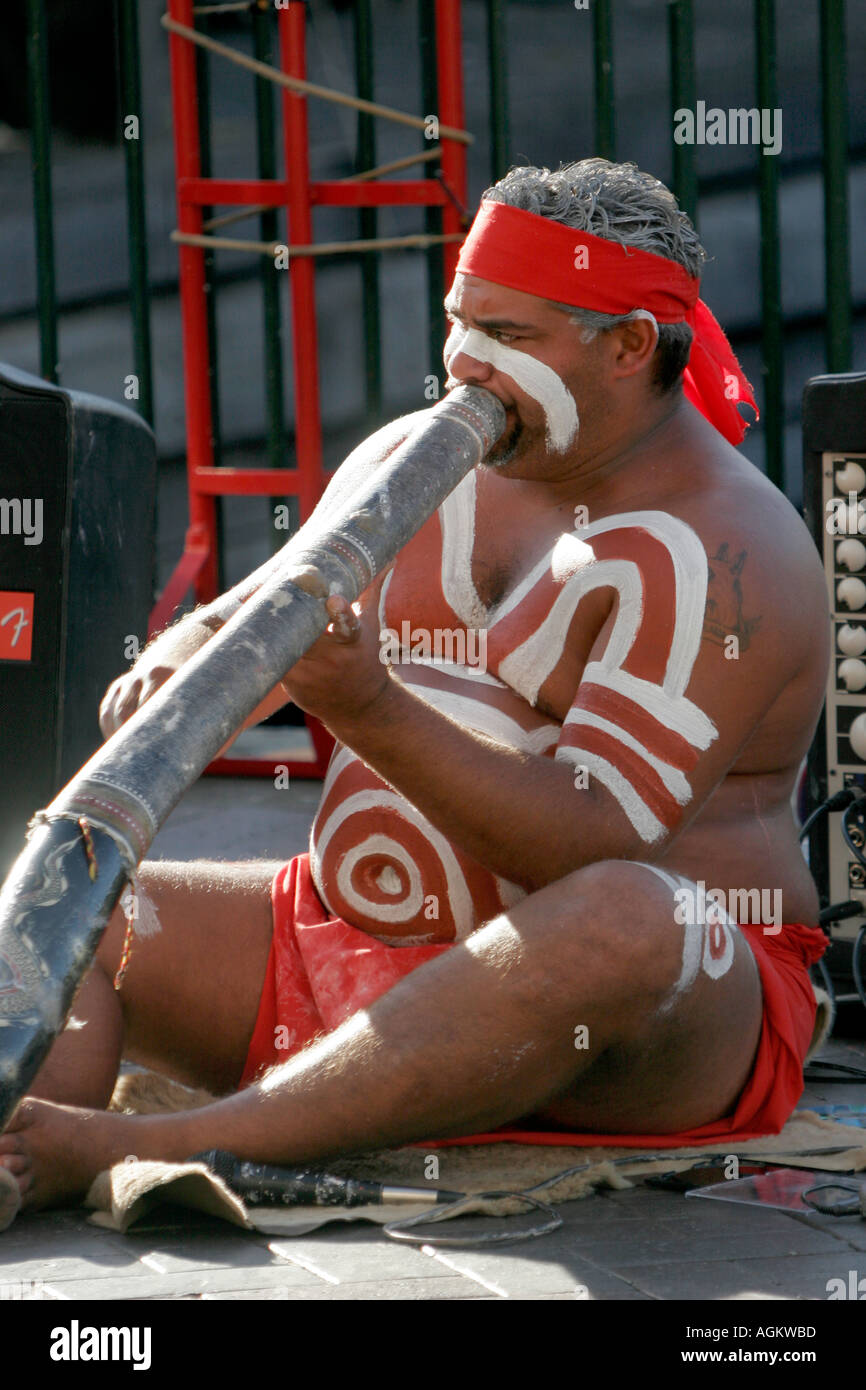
[0,364,156,878]
[803,371,866,990]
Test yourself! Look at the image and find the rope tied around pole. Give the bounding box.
[161,14,473,145]
[171,229,465,259]
[193,1,264,13]
[26,807,164,988]
[78,816,98,882]
[114,912,136,991]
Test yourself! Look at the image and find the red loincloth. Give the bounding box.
[239,854,827,1148]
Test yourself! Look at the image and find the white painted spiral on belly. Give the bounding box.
[335,833,425,923]
[311,788,478,942]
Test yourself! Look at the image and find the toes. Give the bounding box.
[0,1167,22,1231]
[3,1100,35,1134]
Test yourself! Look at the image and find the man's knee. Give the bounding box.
[534,856,763,1027]
[510,858,694,1021]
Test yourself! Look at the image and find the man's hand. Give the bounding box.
[99,618,217,739]
[279,591,391,731]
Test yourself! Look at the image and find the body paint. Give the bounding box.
[638,863,737,1013]
[519,511,719,843]
[443,323,579,452]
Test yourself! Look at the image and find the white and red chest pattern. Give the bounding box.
[309,471,717,944]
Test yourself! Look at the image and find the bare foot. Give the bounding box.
[0,1163,24,1231]
[0,1098,143,1212]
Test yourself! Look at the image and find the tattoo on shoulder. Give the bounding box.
[703,543,762,652]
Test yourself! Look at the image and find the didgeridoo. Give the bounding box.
[0,385,506,1128]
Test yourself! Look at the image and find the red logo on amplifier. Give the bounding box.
[0,591,34,661]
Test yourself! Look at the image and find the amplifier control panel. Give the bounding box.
[820,450,866,940]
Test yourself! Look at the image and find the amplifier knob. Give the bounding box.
[839,658,866,692]
[837,539,866,572]
[836,461,866,494]
[838,577,866,610]
[838,624,866,656]
[850,712,866,760]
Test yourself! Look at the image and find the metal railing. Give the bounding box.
[16,0,858,496]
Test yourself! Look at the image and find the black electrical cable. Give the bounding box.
[799,787,860,842]
[383,1147,862,1247]
[804,1058,866,1083]
[818,900,865,927]
[801,1182,863,1216]
[842,800,866,871]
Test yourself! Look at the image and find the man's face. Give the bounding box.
[442,274,602,475]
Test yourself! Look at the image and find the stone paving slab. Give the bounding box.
[543,1221,843,1270]
[414,1242,649,1300]
[38,1265,332,1302]
[202,1276,498,1302]
[266,1234,456,1284]
[613,1251,861,1303]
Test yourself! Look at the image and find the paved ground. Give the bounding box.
[1,771,865,1303]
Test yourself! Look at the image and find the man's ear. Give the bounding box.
[608,311,659,380]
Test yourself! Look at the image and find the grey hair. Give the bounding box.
[481,159,707,394]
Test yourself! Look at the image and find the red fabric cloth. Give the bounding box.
[240,854,826,1149]
[455,199,758,447]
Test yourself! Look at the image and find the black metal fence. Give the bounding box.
[12,0,860,494]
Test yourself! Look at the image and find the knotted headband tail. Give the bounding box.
[456,199,758,446]
[683,300,758,445]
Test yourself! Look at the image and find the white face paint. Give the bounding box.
[443,323,579,453]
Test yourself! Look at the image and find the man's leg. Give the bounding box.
[1,859,768,1209]
[20,858,280,1108]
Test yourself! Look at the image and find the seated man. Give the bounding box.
[0,158,830,1211]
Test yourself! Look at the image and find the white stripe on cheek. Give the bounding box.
[443,324,579,452]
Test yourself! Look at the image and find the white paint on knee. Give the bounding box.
[443,323,579,452]
[629,862,738,1014]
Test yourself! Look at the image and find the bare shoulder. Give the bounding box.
[671,456,829,671]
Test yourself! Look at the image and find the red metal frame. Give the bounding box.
[160,0,468,776]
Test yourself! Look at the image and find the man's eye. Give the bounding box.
[490,330,518,345]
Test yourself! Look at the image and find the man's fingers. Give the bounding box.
[99,679,134,739]
[99,668,164,740]
[325,597,361,644]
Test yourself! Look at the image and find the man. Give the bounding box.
[0,159,830,1212]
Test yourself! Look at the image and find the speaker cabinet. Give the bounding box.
[0,364,156,877]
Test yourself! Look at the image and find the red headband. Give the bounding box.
[456,200,758,445]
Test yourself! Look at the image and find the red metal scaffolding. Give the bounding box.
[156,0,469,777]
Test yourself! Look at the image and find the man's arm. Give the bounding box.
[99,410,428,739]
[281,545,793,892]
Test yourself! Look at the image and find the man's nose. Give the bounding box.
[446,348,495,386]
[443,327,495,385]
